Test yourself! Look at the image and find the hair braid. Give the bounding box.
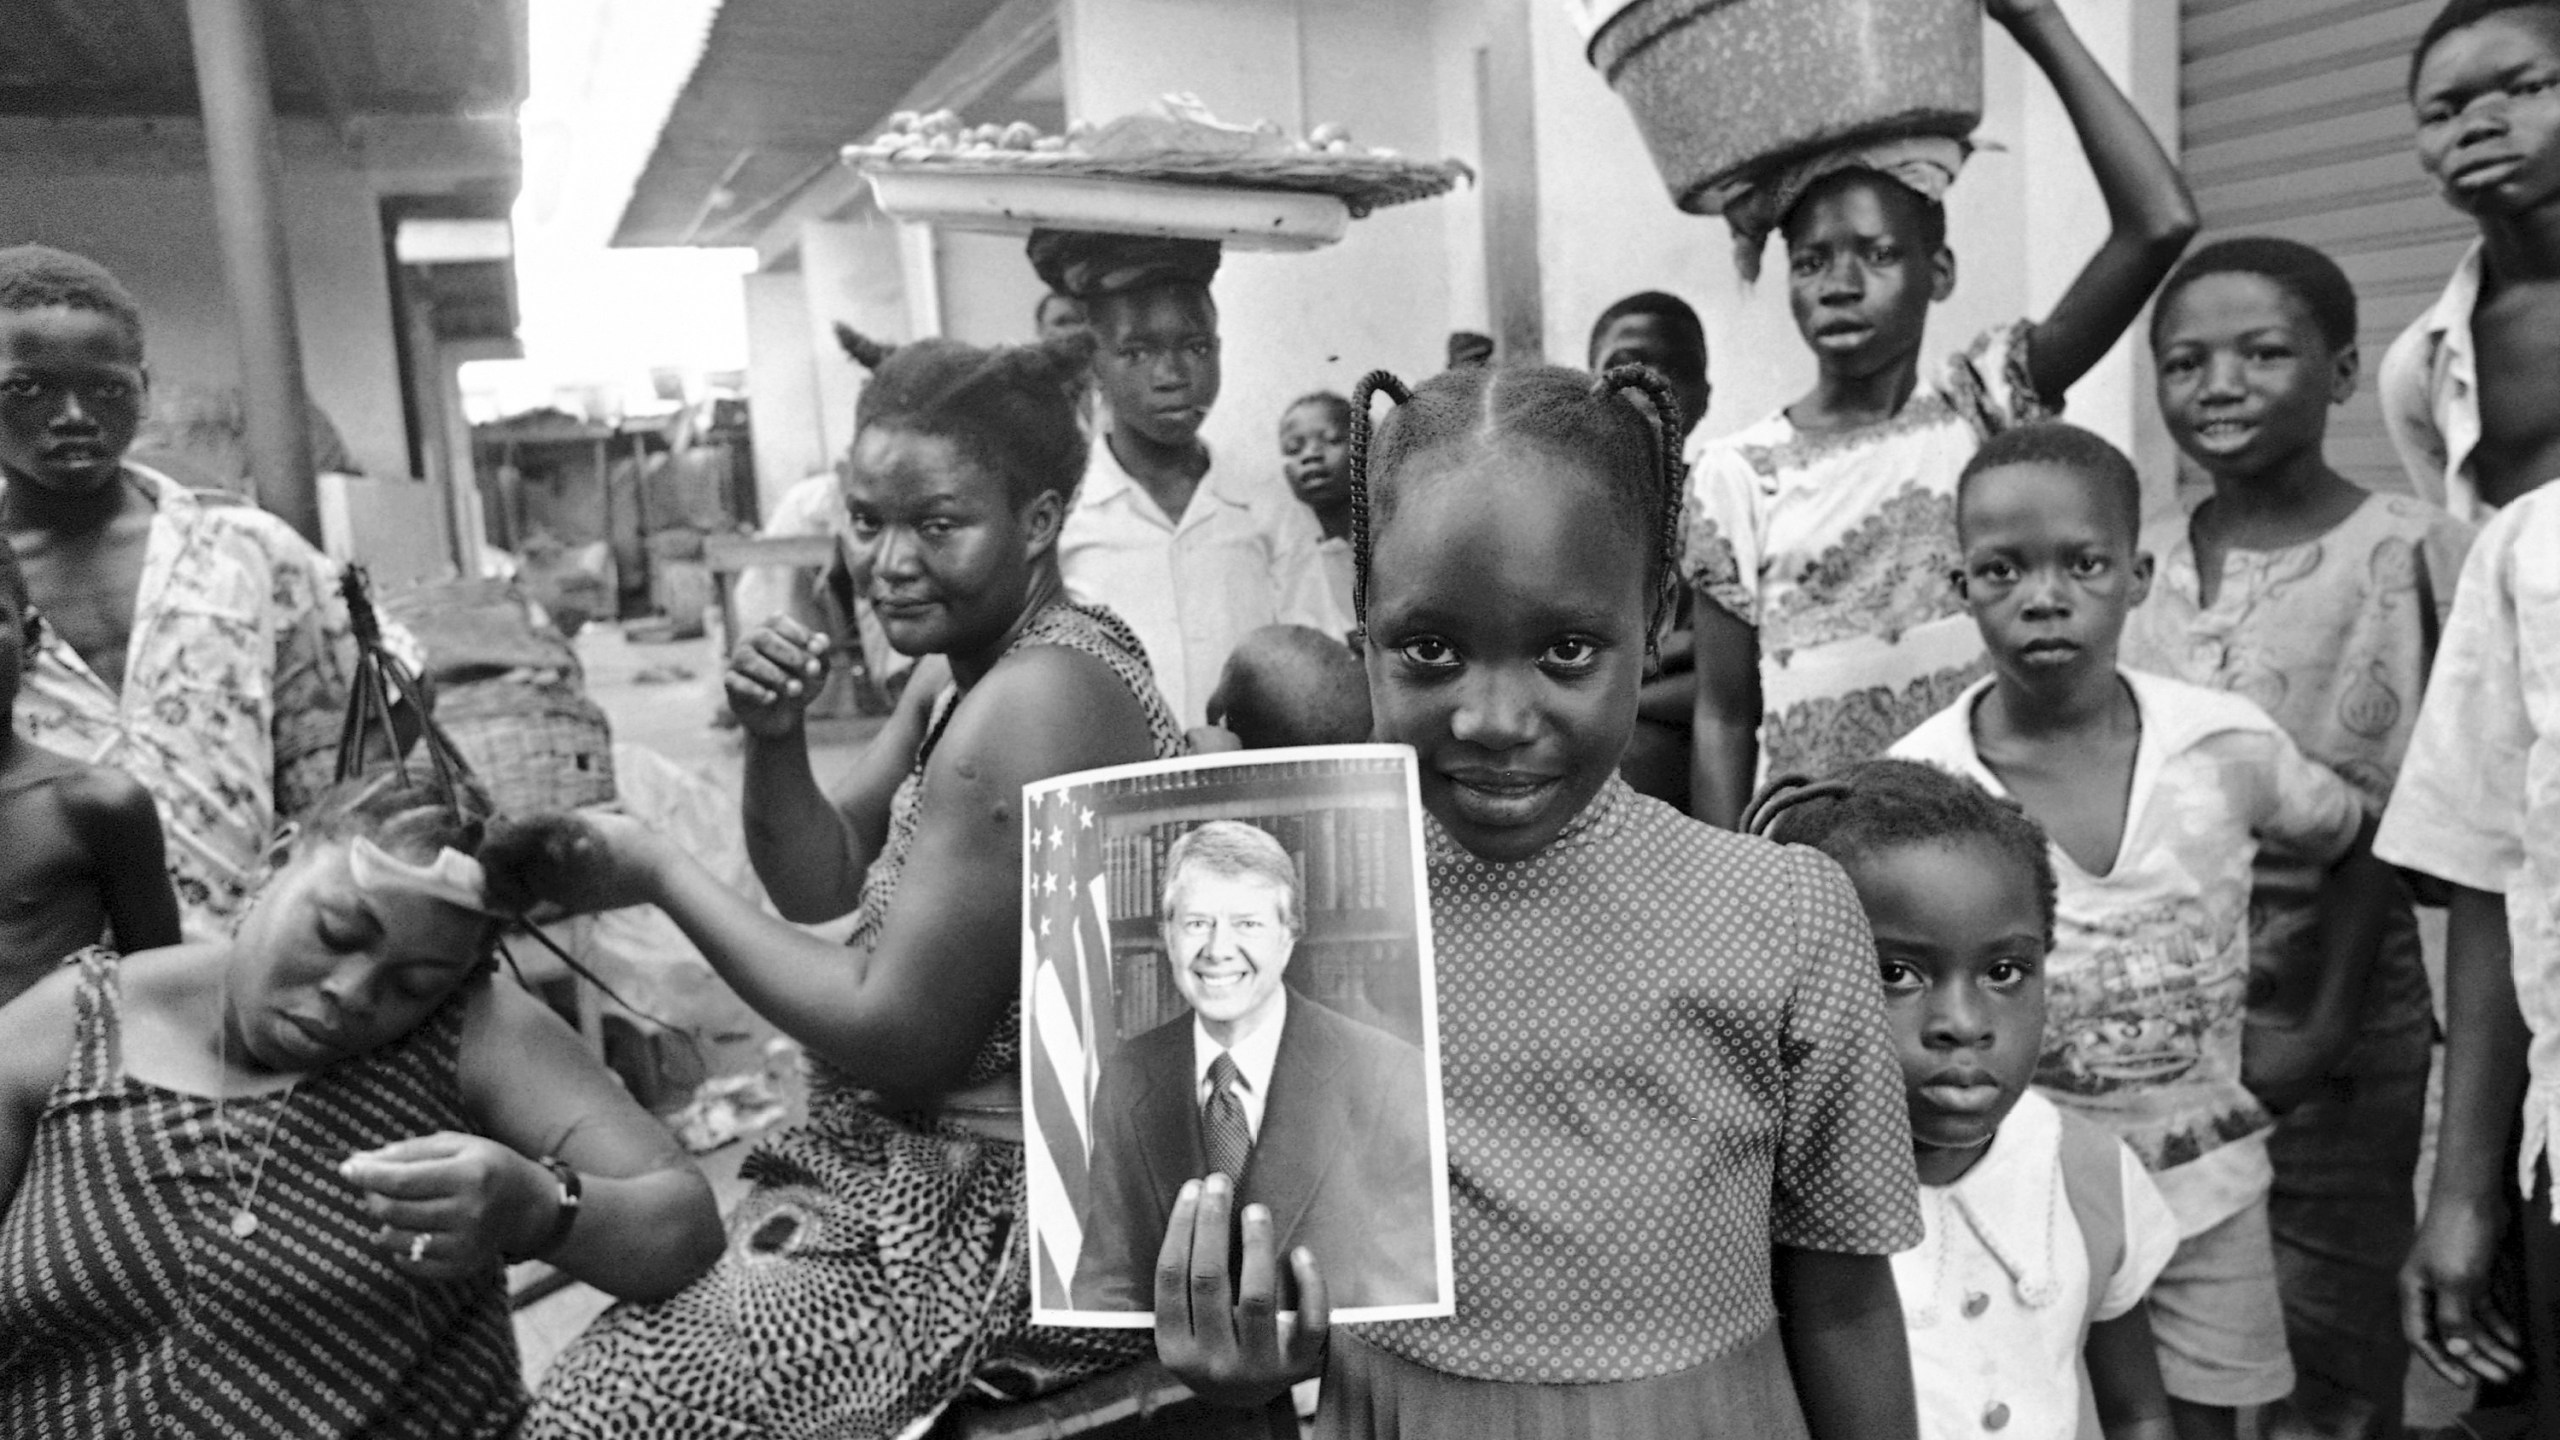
[1348,368,1413,631]
[1742,773,1851,839]
[1593,363,1689,650]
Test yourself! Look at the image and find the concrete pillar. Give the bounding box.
[184,0,319,541]
[743,267,827,515]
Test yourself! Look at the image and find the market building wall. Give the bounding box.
[0,116,413,485]
[743,265,831,510]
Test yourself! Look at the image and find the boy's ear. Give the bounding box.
[2329,344,2361,406]
[1948,567,1971,603]
[2128,549,2156,607]
[1931,247,1958,304]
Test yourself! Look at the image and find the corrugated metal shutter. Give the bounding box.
[2179,0,2477,491]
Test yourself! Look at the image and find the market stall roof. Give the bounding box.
[0,0,527,122]
[610,0,1057,250]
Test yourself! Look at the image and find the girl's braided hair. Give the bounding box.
[1746,759,2058,948]
[855,334,1097,506]
[1346,362,1688,646]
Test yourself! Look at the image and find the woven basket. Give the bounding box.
[433,677,617,815]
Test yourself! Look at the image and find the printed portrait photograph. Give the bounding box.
[1021,745,1450,1327]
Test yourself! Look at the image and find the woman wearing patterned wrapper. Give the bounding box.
[502,333,1188,1439]
[0,774,721,1440]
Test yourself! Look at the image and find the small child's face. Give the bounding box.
[1278,403,1349,512]
[227,842,490,1072]
[1845,837,2047,1186]
[0,306,145,497]
[2155,273,2352,483]
[1955,461,2150,691]
[1364,446,1647,863]
[1783,176,1949,377]
[2414,10,2560,219]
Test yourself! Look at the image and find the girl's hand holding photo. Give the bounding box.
[1154,1173,1330,1409]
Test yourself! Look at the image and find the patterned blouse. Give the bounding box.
[13,467,415,939]
[1685,322,2048,782]
[1893,673,2366,1234]
[2122,491,2475,1047]
[1360,777,1920,1383]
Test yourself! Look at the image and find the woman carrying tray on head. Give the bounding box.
[511,335,1187,1440]
[1034,227,1352,731]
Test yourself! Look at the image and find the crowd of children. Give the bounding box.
[4,1,2560,1438]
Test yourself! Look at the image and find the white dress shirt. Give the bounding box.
[1058,440,1345,726]
[2380,241,2491,523]
[1192,990,1288,1141]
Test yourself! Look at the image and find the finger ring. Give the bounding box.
[408,1232,430,1264]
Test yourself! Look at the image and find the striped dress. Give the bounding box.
[0,948,523,1438]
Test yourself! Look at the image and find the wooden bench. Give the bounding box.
[700,532,838,659]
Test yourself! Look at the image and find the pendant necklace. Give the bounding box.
[210,965,297,1239]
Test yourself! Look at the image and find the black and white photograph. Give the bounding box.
[1022,745,1450,1328]
[0,0,2538,1434]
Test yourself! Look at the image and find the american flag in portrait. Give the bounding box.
[1022,785,1112,1306]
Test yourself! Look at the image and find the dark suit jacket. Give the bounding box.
[1069,991,1437,1313]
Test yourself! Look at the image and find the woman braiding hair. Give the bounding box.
[506,332,1186,1440]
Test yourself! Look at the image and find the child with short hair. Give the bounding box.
[2382,0,2560,519]
[2378,484,2560,1433]
[1038,230,1344,727]
[1755,759,2178,1440]
[0,538,178,1001]
[1686,0,2198,829]
[1201,623,1370,752]
[0,243,417,940]
[1889,422,2390,1440]
[2122,236,2476,1440]
[1278,390,1354,628]
[1158,361,1925,1439]
[1588,292,1709,445]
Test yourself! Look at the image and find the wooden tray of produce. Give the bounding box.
[844,100,1470,250]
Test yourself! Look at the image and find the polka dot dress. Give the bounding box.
[1360,778,1921,1390]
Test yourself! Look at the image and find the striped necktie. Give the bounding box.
[1203,1051,1252,1185]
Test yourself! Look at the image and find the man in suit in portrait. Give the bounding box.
[1069,819,1437,1313]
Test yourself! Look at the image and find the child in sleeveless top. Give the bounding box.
[1755,760,2179,1440]
[1155,362,1924,1438]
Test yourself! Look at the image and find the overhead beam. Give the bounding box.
[748,0,1060,266]
[275,0,363,149]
